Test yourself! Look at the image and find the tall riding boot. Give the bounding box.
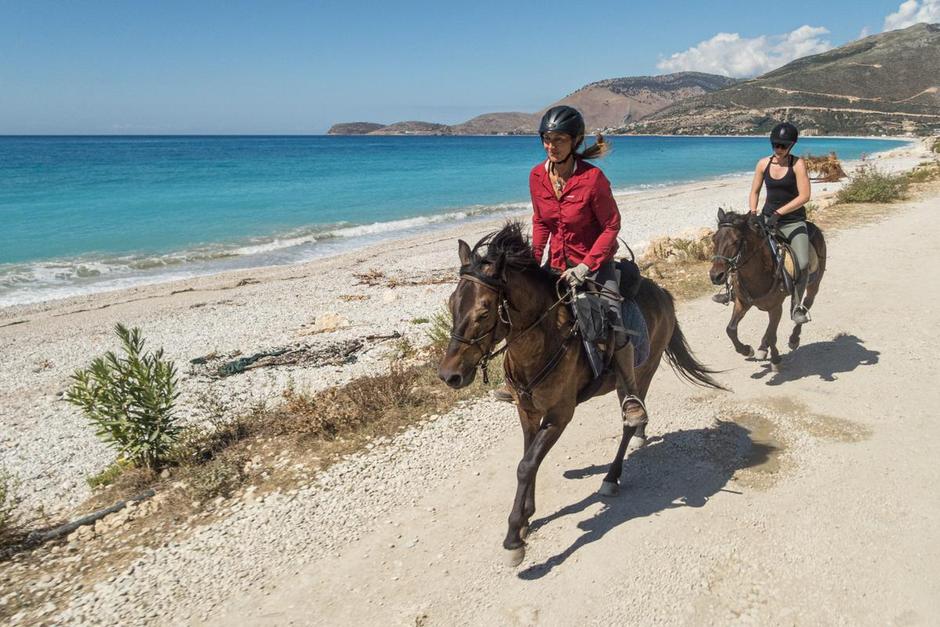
[791,274,811,324]
[612,342,648,427]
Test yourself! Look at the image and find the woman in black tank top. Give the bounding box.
[713,122,814,322]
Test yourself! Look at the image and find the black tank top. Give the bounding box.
[762,155,805,223]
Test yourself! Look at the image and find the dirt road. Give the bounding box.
[212,194,940,625]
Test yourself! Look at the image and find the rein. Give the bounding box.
[450,270,575,389]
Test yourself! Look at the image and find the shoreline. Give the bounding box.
[0,137,918,313]
[0,138,931,517]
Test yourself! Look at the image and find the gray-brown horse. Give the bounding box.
[437,222,722,565]
[709,209,827,369]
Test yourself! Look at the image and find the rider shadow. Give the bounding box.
[517,422,774,580]
[751,333,880,385]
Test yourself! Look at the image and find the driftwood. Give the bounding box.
[804,152,847,182]
[189,332,401,378]
[25,489,156,546]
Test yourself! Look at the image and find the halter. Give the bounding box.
[712,220,780,304]
[449,268,572,387]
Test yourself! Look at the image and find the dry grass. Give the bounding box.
[639,228,715,300]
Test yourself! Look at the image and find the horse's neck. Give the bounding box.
[504,277,567,366]
[739,232,777,291]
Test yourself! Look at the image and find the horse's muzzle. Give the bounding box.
[710,268,727,285]
[437,363,475,389]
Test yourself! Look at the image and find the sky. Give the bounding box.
[0,0,937,134]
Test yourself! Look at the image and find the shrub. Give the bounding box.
[66,324,181,471]
[906,161,940,184]
[836,166,908,204]
[931,137,940,154]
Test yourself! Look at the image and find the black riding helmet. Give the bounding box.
[539,106,585,149]
[770,122,799,147]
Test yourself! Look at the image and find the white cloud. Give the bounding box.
[883,0,940,31]
[657,25,833,78]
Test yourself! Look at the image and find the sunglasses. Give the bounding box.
[772,143,790,150]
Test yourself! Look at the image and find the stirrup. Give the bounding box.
[621,394,648,427]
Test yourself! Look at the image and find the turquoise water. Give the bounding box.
[0,135,905,306]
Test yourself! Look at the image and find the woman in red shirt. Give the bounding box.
[528,105,646,427]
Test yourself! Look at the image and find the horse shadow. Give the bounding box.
[517,422,773,580]
[751,333,879,385]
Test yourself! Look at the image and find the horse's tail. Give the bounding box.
[665,319,726,390]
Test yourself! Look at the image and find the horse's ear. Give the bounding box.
[717,207,726,222]
[458,240,472,267]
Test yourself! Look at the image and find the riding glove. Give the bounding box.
[561,263,590,287]
[765,212,781,229]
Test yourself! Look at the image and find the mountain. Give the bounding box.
[624,23,940,136]
[546,72,738,131]
[327,122,387,135]
[326,71,734,135]
[367,121,452,135]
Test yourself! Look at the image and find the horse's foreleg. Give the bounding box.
[726,298,754,357]
[760,303,783,366]
[504,413,568,565]
[517,408,540,538]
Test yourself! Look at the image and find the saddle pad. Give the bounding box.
[622,299,650,368]
[783,245,819,279]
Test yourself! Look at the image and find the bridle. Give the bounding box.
[449,268,574,388]
[712,220,779,304]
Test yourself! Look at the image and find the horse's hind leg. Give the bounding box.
[600,423,638,497]
[790,276,821,350]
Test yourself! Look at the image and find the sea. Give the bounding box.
[0,135,906,307]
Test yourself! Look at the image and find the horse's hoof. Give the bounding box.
[520,525,530,540]
[788,339,800,350]
[504,546,525,567]
[598,480,620,497]
[744,346,755,358]
[627,435,647,452]
[755,348,768,361]
[771,362,782,373]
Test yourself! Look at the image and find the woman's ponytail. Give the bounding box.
[577,133,610,160]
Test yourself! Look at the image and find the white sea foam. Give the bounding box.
[0,200,531,308]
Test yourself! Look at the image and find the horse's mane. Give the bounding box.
[467,221,556,288]
[718,210,755,229]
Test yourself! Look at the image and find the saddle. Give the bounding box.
[570,257,649,380]
[773,222,820,285]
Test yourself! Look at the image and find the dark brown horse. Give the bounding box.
[437,222,722,566]
[709,209,827,369]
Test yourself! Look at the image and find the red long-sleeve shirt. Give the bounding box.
[530,159,621,272]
